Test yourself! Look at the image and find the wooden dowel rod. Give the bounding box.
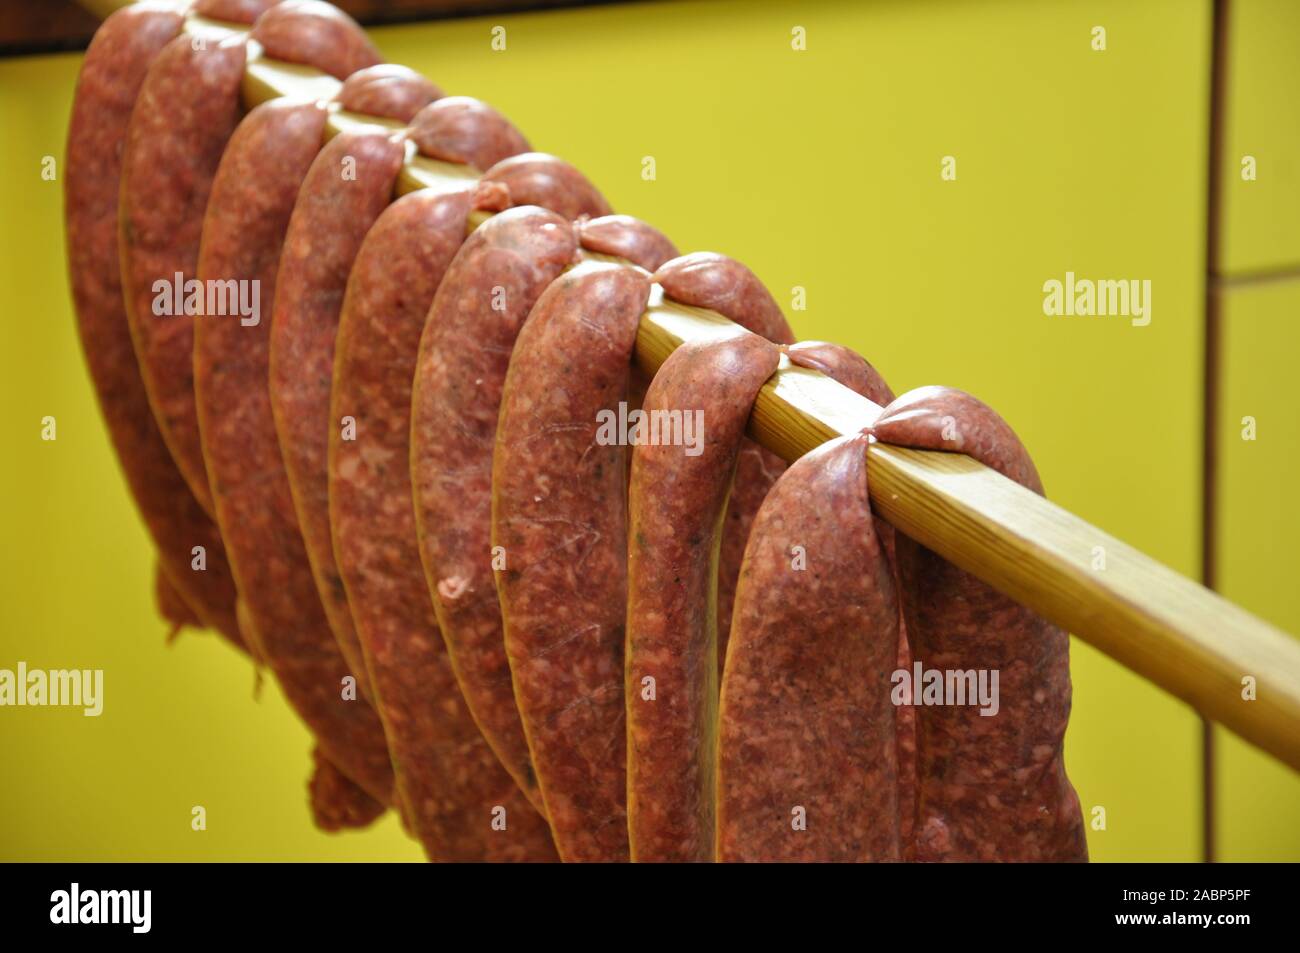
[82,0,1300,772]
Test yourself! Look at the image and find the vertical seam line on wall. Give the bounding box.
[1201,0,1231,865]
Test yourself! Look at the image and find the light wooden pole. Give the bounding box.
[78,1,1300,773]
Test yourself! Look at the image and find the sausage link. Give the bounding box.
[482,153,612,222]
[717,433,901,861]
[192,0,279,21]
[337,64,442,122]
[268,129,406,699]
[66,3,245,648]
[249,0,381,79]
[651,254,793,669]
[197,69,434,700]
[783,341,917,852]
[330,190,557,861]
[625,331,781,862]
[308,745,386,832]
[871,386,1088,862]
[784,340,893,406]
[408,96,531,172]
[154,560,201,636]
[411,207,583,814]
[120,2,381,521]
[576,215,679,271]
[653,253,794,345]
[195,101,395,806]
[118,35,248,519]
[494,261,653,861]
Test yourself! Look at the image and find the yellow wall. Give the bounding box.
[0,0,1291,861]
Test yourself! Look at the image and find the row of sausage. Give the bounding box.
[65,0,1087,860]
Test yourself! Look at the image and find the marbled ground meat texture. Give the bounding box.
[200,70,436,695]
[492,222,677,861]
[192,0,280,21]
[65,2,246,649]
[119,2,381,522]
[245,1,380,77]
[651,254,794,673]
[574,215,680,269]
[268,93,530,700]
[335,63,443,119]
[327,185,557,861]
[871,386,1088,862]
[782,341,918,854]
[72,4,1087,861]
[624,331,781,862]
[154,561,201,636]
[407,96,531,171]
[479,153,612,221]
[410,206,586,814]
[718,432,901,861]
[403,165,608,825]
[308,744,386,832]
[191,17,430,811]
[194,64,444,813]
[268,128,408,698]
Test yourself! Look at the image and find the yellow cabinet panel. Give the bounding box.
[1220,0,1300,275]
[1215,279,1300,861]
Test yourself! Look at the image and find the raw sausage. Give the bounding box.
[871,386,1088,862]
[329,187,557,861]
[119,1,381,520]
[195,67,436,781]
[117,23,252,519]
[154,561,201,640]
[308,744,386,832]
[65,2,244,649]
[575,215,679,271]
[408,96,530,171]
[270,100,533,696]
[193,0,279,20]
[784,340,892,406]
[197,106,396,807]
[624,331,781,862]
[268,128,408,698]
[248,0,380,76]
[411,206,589,813]
[490,220,675,861]
[651,254,794,668]
[336,64,442,121]
[481,153,612,221]
[653,253,793,345]
[717,433,901,861]
[783,341,917,852]
[493,258,660,861]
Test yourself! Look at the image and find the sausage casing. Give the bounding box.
[408,96,531,172]
[336,64,442,121]
[268,128,406,697]
[717,433,901,861]
[121,2,382,520]
[494,260,655,861]
[481,153,613,222]
[330,188,557,860]
[196,99,398,806]
[651,254,794,669]
[871,386,1088,862]
[411,206,588,813]
[783,340,917,852]
[624,331,781,862]
[66,3,246,647]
